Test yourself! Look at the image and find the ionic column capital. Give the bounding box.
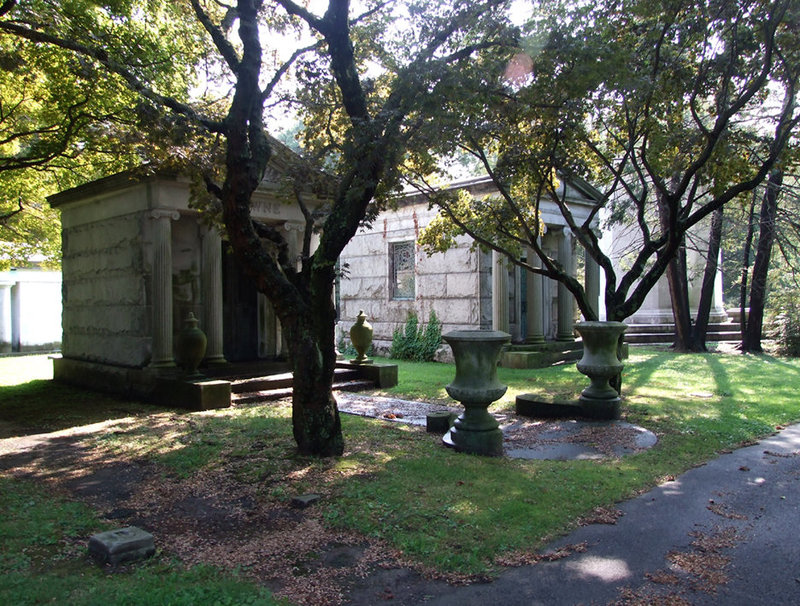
[149,209,180,222]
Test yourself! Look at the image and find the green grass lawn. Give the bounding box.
[1,348,799,601]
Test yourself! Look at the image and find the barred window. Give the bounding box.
[391,241,415,300]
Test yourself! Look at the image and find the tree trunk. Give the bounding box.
[287,320,343,456]
[691,205,724,351]
[665,240,695,351]
[743,168,784,353]
[658,177,696,352]
[739,192,758,341]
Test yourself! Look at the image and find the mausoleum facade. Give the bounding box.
[336,176,604,355]
[48,169,318,396]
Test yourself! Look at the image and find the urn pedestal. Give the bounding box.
[442,330,510,456]
[575,321,627,420]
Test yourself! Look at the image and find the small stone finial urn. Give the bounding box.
[176,312,207,379]
[349,310,373,364]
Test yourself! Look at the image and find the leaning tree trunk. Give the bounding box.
[692,206,724,351]
[743,168,784,353]
[739,192,758,341]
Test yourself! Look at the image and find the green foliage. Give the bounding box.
[409,0,800,323]
[390,311,442,362]
[771,311,800,356]
[0,0,215,267]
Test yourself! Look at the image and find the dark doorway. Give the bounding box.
[222,246,259,362]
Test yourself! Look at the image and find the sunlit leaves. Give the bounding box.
[408,0,798,322]
[0,0,216,266]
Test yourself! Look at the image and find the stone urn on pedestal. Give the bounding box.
[574,321,627,420]
[442,330,511,457]
[176,312,207,380]
[349,310,373,364]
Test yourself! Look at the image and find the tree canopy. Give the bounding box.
[413,0,799,332]
[0,0,214,268]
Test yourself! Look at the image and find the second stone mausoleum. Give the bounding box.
[336,176,605,355]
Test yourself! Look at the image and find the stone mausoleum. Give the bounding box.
[337,176,605,356]
[48,163,322,399]
[337,175,729,359]
[0,263,61,353]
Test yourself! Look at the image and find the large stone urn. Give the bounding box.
[176,312,207,379]
[349,310,373,364]
[574,321,627,420]
[442,330,511,456]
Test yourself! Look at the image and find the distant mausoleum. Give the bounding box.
[337,176,729,358]
[0,264,61,353]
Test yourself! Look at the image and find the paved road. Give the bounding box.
[346,423,800,605]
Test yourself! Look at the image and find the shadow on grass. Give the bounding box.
[0,379,168,438]
[703,353,733,396]
[620,351,675,393]
[753,353,800,378]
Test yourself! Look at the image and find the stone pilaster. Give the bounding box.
[201,225,226,364]
[492,251,509,332]
[149,210,179,367]
[556,229,575,341]
[525,247,545,343]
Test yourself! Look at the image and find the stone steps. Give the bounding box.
[500,343,584,369]
[625,322,742,345]
[230,367,374,404]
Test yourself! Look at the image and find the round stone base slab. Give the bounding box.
[443,426,504,457]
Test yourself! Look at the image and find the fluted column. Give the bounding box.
[584,249,600,320]
[149,210,179,367]
[525,247,545,343]
[201,225,226,364]
[556,229,575,341]
[0,282,13,353]
[492,251,509,332]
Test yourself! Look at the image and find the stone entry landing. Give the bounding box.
[201,360,398,404]
[500,341,584,369]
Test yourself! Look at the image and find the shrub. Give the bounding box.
[771,309,800,357]
[391,311,442,361]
